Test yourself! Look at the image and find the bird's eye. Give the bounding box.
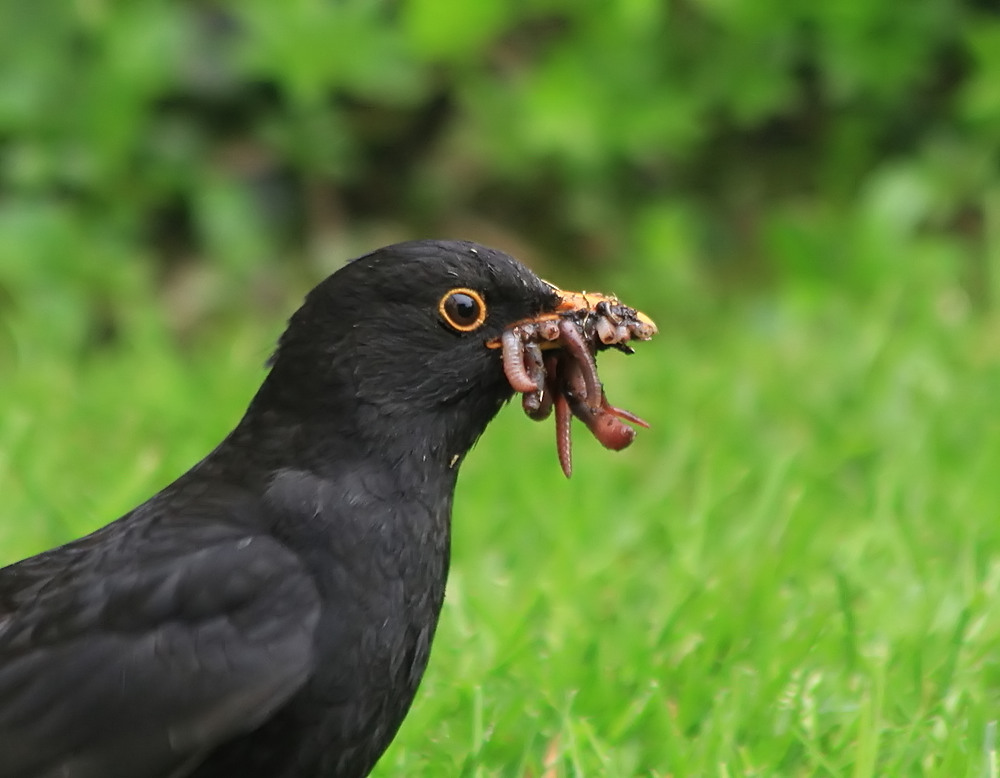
[439,288,487,332]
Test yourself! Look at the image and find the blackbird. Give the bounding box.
[0,240,654,778]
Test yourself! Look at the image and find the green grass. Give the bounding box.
[3,271,1000,776]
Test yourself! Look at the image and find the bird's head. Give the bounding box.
[253,239,654,477]
[257,241,559,465]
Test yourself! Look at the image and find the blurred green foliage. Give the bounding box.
[5,3,1000,774]
[2,0,999,357]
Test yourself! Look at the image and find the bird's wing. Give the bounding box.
[0,518,320,778]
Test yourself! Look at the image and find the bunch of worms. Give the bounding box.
[497,298,657,477]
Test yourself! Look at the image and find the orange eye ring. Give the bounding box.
[439,288,487,332]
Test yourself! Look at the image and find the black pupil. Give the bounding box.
[446,293,479,326]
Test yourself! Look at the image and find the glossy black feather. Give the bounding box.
[0,240,559,778]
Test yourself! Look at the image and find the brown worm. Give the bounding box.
[538,319,560,341]
[605,403,649,429]
[560,351,589,403]
[554,389,573,478]
[587,409,636,451]
[500,328,538,393]
[595,317,617,344]
[557,318,601,406]
[523,341,546,389]
[535,353,563,422]
[520,341,549,419]
[496,298,655,477]
[523,388,552,420]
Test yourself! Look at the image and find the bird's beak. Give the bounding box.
[485,282,657,477]
[485,286,657,350]
[552,288,657,333]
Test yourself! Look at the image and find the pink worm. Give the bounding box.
[500,328,538,393]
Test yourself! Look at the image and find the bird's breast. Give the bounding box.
[246,466,454,775]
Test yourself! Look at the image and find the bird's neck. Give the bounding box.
[223,367,513,485]
[199,393,505,504]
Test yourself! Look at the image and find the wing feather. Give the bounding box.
[0,521,320,778]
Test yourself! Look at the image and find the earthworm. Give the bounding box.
[523,341,545,388]
[520,341,549,418]
[595,317,618,344]
[531,353,561,422]
[500,328,538,393]
[586,408,636,450]
[556,318,601,405]
[524,387,552,420]
[559,351,588,401]
[538,319,560,341]
[496,297,655,477]
[605,403,650,429]
[554,389,573,478]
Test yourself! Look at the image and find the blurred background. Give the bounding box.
[4,1,1000,775]
[2,0,998,349]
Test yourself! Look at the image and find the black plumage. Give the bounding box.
[0,241,562,778]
